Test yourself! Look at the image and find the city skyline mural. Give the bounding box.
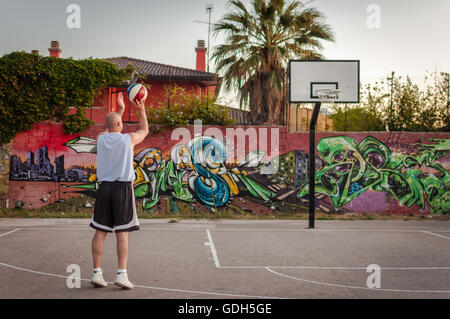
[9,144,95,183]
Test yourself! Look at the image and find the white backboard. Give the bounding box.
[289,60,360,103]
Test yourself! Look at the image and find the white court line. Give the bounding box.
[422,231,450,240]
[203,228,449,271]
[0,228,446,272]
[220,266,450,270]
[0,228,21,238]
[0,261,284,299]
[265,267,450,294]
[0,227,282,299]
[0,227,449,232]
[196,229,450,233]
[215,229,450,270]
[205,230,221,268]
[0,227,448,296]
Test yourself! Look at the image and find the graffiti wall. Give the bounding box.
[294,133,450,215]
[0,143,11,207]
[7,123,450,215]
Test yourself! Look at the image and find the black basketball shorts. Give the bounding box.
[90,181,140,233]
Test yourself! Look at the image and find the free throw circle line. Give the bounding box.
[0,261,284,299]
[265,267,450,293]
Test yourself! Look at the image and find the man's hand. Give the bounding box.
[117,92,126,117]
[132,98,146,112]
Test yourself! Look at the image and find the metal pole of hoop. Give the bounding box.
[308,89,339,229]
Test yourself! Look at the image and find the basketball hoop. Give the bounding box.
[316,89,340,104]
[289,60,360,229]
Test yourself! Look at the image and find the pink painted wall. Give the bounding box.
[7,123,450,215]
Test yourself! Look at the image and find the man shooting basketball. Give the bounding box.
[90,91,149,290]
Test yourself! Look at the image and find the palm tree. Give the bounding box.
[213,0,334,124]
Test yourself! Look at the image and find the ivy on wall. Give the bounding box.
[0,51,131,143]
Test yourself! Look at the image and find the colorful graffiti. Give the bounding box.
[7,126,450,215]
[298,137,450,215]
[64,135,277,212]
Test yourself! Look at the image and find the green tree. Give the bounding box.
[421,71,449,132]
[385,76,421,131]
[376,72,448,132]
[213,0,334,125]
[331,104,384,132]
[332,72,449,132]
[331,82,385,132]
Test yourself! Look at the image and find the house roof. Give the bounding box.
[104,56,219,83]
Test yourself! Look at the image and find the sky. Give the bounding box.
[1,0,449,105]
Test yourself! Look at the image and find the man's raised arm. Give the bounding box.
[129,98,149,147]
[117,92,126,117]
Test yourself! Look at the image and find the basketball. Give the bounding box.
[127,83,148,103]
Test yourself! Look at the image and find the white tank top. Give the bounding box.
[96,133,135,182]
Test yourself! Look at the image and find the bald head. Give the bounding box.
[105,112,123,132]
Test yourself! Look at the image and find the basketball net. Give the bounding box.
[316,89,340,104]
[316,89,340,114]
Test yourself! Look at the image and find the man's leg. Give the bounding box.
[116,231,129,270]
[112,183,138,290]
[114,231,134,289]
[92,230,108,268]
[91,230,108,287]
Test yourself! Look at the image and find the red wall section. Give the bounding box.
[89,80,216,124]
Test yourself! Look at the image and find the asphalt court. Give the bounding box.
[0,219,449,299]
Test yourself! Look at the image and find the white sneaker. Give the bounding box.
[91,272,108,288]
[114,273,134,290]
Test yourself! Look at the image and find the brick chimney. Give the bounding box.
[48,41,61,58]
[195,40,207,72]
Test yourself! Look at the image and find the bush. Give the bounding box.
[63,109,94,134]
[0,51,130,143]
[147,85,234,126]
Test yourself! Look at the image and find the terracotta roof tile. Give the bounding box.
[104,56,218,82]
